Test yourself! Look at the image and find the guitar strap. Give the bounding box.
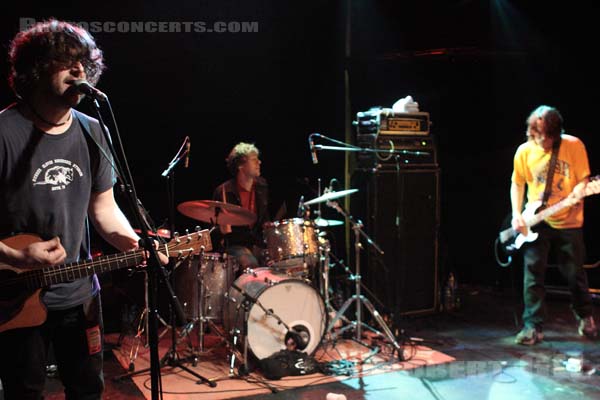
[541,137,562,207]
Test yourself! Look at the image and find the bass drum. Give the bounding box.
[223,268,326,360]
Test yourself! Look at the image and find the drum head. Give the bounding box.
[246,278,326,360]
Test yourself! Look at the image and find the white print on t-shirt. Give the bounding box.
[32,159,84,191]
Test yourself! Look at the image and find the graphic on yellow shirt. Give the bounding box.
[511,134,590,229]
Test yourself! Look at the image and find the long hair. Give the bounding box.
[8,19,105,99]
[526,105,564,140]
[226,142,260,176]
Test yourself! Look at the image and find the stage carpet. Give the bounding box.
[109,328,455,400]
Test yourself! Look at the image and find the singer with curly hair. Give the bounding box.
[0,19,144,399]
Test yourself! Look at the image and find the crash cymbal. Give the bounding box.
[304,189,359,206]
[177,200,257,226]
[313,217,344,227]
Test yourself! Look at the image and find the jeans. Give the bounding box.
[522,224,593,329]
[0,295,104,400]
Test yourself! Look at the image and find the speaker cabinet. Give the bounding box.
[353,168,440,316]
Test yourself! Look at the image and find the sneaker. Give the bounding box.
[578,316,598,340]
[515,326,544,345]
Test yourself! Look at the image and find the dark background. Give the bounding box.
[1,0,598,291]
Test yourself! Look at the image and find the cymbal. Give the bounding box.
[313,217,344,227]
[304,189,359,206]
[177,200,257,226]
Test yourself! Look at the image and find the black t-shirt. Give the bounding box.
[0,104,115,310]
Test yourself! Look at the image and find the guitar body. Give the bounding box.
[0,229,212,334]
[0,234,48,333]
[498,176,600,258]
[498,201,543,254]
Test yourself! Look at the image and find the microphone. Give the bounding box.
[308,135,318,164]
[184,139,191,168]
[70,79,108,102]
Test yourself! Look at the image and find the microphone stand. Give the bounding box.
[115,137,215,387]
[226,283,287,394]
[88,99,166,398]
[88,99,212,396]
[310,132,430,159]
[159,137,215,386]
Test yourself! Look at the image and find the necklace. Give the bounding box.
[25,102,71,127]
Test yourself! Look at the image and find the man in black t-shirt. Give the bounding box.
[0,20,150,400]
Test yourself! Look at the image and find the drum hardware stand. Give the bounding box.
[225,310,279,395]
[318,244,351,328]
[326,250,388,318]
[323,200,403,359]
[126,269,172,371]
[114,252,216,387]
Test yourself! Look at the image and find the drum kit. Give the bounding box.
[170,189,363,368]
[125,185,400,378]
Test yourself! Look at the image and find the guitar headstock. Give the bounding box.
[164,228,213,258]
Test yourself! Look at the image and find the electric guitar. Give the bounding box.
[499,176,600,254]
[0,230,212,333]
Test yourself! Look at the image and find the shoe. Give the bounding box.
[515,326,544,345]
[578,316,598,340]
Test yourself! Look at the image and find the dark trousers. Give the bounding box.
[522,225,593,329]
[0,295,104,400]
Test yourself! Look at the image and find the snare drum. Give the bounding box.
[263,218,319,272]
[223,268,326,360]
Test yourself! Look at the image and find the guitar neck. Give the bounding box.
[526,198,575,227]
[526,184,598,227]
[24,250,146,289]
[2,228,212,292]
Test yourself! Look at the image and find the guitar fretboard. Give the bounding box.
[20,250,145,290]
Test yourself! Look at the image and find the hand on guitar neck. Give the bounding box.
[0,236,66,269]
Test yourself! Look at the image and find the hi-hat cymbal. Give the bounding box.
[304,189,359,206]
[313,217,344,227]
[177,200,257,226]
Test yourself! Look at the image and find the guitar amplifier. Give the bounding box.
[356,107,431,136]
[355,108,436,171]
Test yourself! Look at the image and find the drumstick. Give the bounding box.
[221,185,232,234]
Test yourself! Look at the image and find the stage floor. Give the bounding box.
[43,285,600,400]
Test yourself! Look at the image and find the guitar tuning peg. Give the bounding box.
[174,232,180,243]
[195,225,201,232]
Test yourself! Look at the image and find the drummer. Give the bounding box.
[212,142,270,269]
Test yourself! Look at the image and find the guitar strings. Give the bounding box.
[0,239,204,289]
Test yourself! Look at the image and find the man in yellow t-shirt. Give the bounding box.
[511,105,597,345]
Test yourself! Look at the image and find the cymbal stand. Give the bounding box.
[324,200,402,356]
[127,270,171,371]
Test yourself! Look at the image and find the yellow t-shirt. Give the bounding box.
[511,134,590,229]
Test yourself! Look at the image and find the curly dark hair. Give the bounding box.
[526,105,564,140]
[8,19,105,99]
[226,142,260,176]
